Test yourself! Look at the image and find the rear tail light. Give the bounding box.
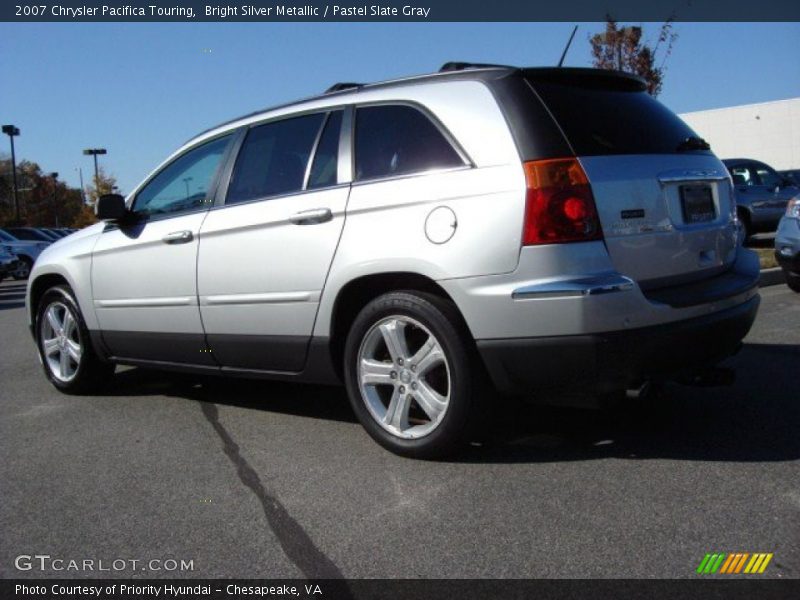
[522,158,603,245]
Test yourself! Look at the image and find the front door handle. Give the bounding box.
[289,208,333,225]
[162,230,193,244]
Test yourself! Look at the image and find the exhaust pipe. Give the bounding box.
[626,380,651,400]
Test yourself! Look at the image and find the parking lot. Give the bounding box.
[0,278,798,579]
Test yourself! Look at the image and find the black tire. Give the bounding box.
[35,284,115,394]
[12,255,33,280]
[343,290,487,459]
[737,210,753,245]
[787,272,800,293]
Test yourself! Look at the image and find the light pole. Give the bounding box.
[83,148,107,202]
[2,124,21,224]
[75,167,87,204]
[50,172,59,227]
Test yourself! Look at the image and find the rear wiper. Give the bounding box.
[676,136,710,151]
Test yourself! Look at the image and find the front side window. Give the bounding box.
[226,113,326,204]
[729,165,754,187]
[354,105,464,181]
[133,135,232,217]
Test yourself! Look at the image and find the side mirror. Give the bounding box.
[95,194,127,220]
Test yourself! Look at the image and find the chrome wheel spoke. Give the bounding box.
[59,349,71,379]
[379,319,410,364]
[383,388,411,430]
[62,310,76,337]
[410,335,444,375]
[413,381,448,421]
[360,359,395,386]
[42,337,60,356]
[66,339,82,363]
[46,306,63,335]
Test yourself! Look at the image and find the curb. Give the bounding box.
[759,267,786,288]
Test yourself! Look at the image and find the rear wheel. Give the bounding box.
[36,284,114,394]
[12,256,32,280]
[344,291,486,458]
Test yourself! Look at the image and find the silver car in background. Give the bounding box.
[775,196,800,292]
[26,64,760,457]
[0,244,20,282]
[0,228,49,280]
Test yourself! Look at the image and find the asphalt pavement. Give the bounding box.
[1,279,798,579]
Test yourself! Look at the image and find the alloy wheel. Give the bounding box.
[40,301,82,382]
[357,315,451,439]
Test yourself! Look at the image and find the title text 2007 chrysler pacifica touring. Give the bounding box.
[26,64,760,457]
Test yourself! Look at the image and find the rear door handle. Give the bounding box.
[289,208,333,225]
[162,230,193,244]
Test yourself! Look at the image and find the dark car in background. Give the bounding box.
[0,244,20,282]
[4,227,57,244]
[779,169,800,186]
[0,228,51,280]
[723,159,799,239]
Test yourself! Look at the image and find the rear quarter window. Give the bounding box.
[529,80,708,156]
[354,105,464,181]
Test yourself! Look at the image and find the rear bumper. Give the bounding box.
[477,294,760,398]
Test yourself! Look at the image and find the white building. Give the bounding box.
[679,98,800,170]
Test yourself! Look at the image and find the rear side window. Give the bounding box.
[753,163,782,188]
[530,80,708,156]
[354,105,464,181]
[227,112,326,204]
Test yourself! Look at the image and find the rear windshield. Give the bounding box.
[529,80,709,157]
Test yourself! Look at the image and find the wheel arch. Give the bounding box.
[326,271,471,380]
[28,273,72,334]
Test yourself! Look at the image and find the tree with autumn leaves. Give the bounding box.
[0,155,116,228]
[589,19,678,97]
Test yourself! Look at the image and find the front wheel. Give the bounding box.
[36,284,114,393]
[344,291,486,458]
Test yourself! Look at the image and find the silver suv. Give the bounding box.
[26,64,760,457]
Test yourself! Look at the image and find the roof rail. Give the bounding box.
[439,62,516,73]
[325,82,364,93]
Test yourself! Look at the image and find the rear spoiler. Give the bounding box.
[523,67,647,92]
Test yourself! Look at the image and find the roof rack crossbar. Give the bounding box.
[439,62,516,73]
[325,82,364,93]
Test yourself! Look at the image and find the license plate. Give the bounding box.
[680,185,716,224]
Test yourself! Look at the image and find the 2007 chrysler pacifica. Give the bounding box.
[26,63,761,457]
